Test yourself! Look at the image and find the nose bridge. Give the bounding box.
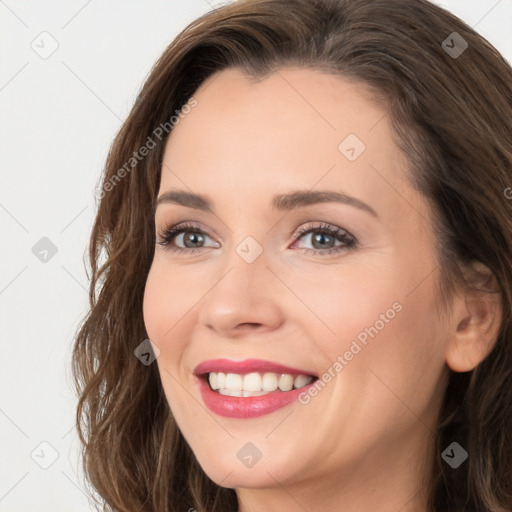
[219,232,269,296]
[233,233,266,267]
[215,197,290,291]
[217,200,270,272]
[197,231,284,333]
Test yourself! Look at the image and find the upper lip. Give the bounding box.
[194,358,318,377]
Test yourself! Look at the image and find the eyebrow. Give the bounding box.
[155,189,378,218]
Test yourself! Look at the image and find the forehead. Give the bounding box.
[160,67,418,221]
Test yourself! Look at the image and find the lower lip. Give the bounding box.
[196,376,317,418]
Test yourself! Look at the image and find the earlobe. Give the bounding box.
[445,268,502,373]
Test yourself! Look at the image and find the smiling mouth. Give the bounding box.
[203,371,318,397]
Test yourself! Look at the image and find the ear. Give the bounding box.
[445,262,502,373]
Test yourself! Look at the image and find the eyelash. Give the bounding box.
[156,221,357,256]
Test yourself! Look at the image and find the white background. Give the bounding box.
[1,1,511,510]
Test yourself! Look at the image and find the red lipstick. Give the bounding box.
[193,358,318,377]
[193,358,318,419]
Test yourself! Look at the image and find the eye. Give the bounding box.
[290,222,357,255]
[156,222,219,253]
[156,221,357,256]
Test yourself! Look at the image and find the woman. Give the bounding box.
[72,0,512,510]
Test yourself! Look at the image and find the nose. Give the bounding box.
[197,243,285,337]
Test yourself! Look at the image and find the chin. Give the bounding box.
[196,448,299,489]
[205,466,276,489]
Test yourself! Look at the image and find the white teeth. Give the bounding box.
[225,373,243,390]
[208,372,219,390]
[219,388,274,397]
[243,372,262,391]
[293,375,313,388]
[206,371,315,395]
[262,372,278,392]
[242,390,268,397]
[218,388,242,396]
[278,374,294,391]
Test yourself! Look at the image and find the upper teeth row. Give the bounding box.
[208,372,314,393]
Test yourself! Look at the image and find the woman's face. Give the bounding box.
[143,67,450,504]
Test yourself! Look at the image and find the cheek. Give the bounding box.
[142,260,195,346]
[142,266,165,342]
[142,263,188,381]
[310,264,446,415]
[142,264,192,407]
[283,263,399,348]
[341,280,447,428]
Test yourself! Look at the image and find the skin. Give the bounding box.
[143,67,502,512]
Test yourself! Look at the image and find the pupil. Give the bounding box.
[185,232,203,247]
[313,232,333,249]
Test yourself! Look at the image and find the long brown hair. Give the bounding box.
[72,0,512,510]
